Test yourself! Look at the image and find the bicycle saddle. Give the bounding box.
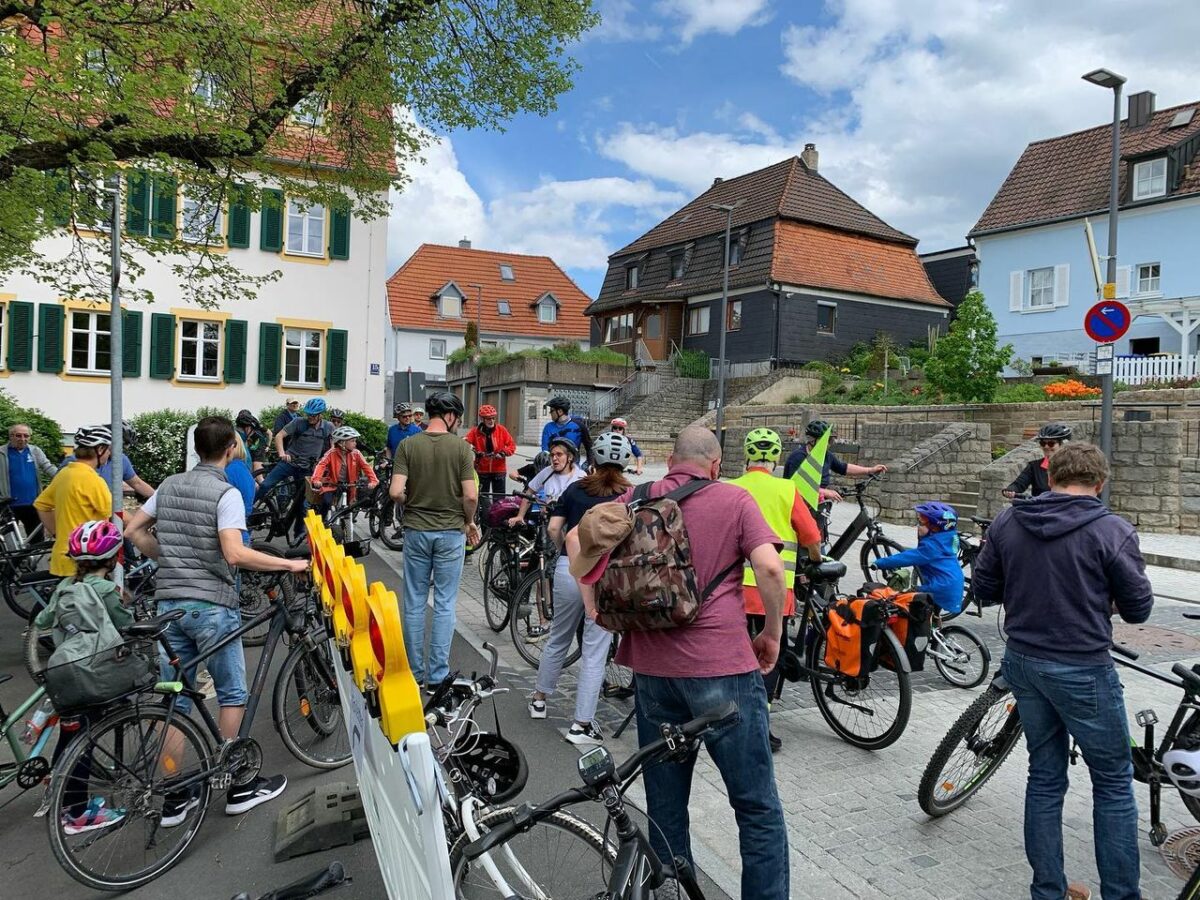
[806,560,847,582]
[120,608,185,639]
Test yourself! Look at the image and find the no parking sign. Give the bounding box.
[1083,300,1131,344]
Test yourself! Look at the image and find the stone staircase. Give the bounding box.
[948,479,981,529]
[597,373,710,460]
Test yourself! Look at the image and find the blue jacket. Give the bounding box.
[387,422,422,454]
[782,446,847,485]
[874,529,965,614]
[973,492,1153,666]
[540,416,592,457]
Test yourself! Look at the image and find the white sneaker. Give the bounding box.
[566,722,603,746]
[528,696,547,719]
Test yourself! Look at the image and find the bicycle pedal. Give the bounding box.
[209,773,233,791]
[1136,709,1158,727]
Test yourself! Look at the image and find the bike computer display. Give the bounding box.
[577,745,616,786]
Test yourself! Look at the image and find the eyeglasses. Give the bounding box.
[1038,440,1059,448]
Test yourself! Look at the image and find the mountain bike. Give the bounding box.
[508,498,582,670]
[454,703,740,899]
[248,456,317,547]
[367,453,404,552]
[479,516,535,633]
[318,476,377,547]
[816,475,903,585]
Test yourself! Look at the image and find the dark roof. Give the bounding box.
[612,156,915,257]
[920,247,976,308]
[971,99,1200,236]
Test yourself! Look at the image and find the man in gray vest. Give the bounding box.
[127,417,307,823]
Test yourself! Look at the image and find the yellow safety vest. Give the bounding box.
[728,468,800,590]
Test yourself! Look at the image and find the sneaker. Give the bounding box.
[768,733,783,754]
[161,790,201,828]
[525,624,549,643]
[566,722,604,746]
[197,669,217,700]
[62,797,126,835]
[225,774,287,815]
[528,696,547,719]
[1066,884,1092,900]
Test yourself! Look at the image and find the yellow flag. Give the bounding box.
[791,426,830,510]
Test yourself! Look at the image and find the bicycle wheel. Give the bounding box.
[376,498,404,551]
[273,636,351,770]
[508,570,581,670]
[4,567,60,620]
[932,624,990,689]
[248,490,282,541]
[810,627,912,750]
[482,542,518,633]
[241,543,294,647]
[859,537,905,585]
[603,635,634,699]
[448,806,615,898]
[47,702,214,892]
[917,682,1023,816]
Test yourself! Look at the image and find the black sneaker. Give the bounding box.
[565,722,604,746]
[768,732,783,754]
[161,790,201,828]
[225,774,287,815]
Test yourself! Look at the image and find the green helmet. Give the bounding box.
[745,428,783,463]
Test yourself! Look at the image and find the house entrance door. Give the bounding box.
[641,311,666,361]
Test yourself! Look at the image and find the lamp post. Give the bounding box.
[104,177,125,586]
[1082,66,1126,504]
[709,201,740,438]
[467,282,484,418]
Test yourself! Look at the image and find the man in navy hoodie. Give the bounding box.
[974,442,1152,900]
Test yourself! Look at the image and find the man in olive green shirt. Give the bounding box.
[389,392,478,687]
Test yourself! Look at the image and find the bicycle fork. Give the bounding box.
[459,795,551,899]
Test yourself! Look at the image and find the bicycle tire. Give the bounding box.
[47,702,214,892]
[448,806,615,898]
[859,537,905,586]
[933,624,991,689]
[272,636,352,770]
[483,543,516,633]
[249,490,282,541]
[241,543,295,647]
[508,569,580,671]
[917,683,1023,817]
[810,627,912,750]
[4,568,60,620]
[376,498,404,551]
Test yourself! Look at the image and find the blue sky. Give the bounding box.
[388,0,1200,298]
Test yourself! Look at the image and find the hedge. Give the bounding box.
[0,388,66,464]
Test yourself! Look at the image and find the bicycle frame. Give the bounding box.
[0,684,55,789]
[825,481,886,562]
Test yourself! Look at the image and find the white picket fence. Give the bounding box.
[1113,353,1200,385]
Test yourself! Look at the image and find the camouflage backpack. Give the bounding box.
[594,479,741,632]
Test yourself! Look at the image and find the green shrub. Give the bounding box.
[992,445,1010,460]
[924,290,1012,402]
[447,341,629,370]
[0,388,66,464]
[341,411,388,455]
[672,349,710,379]
[128,409,198,485]
[800,360,835,372]
[993,383,1050,403]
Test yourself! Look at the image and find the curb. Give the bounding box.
[1145,551,1200,573]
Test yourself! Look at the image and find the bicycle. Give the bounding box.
[248,455,317,547]
[816,474,904,584]
[318,476,377,547]
[0,671,58,798]
[45,558,350,892]
[454,703,741,899]
[479,514,535,633]
[507,497,582,671]
[367,453,404,551]
[918,625,1200,848]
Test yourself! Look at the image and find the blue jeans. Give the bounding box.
[157,600,248,715]
[401,529,466,685]
[256,458,304,498]
[634,671,788,900]
[1002,649,1140,900]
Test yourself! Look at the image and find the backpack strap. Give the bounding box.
[700,559,744,603]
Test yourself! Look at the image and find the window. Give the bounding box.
[291,95,325,127]
[285,200,325,257]
[727,299,742,331]
[1136,262,1161,296]
[497,300,511,316]
[79,173,119,231]
[499,264,515,281]
[438,294,462,318]
[283,327,322,387]
[817,302,836,335]
[181,190,224,245]
[625,266,638,290]
[192,72,218,105]
[1027,267,1054,309]
[178,319,221,381]
[687,304,710,336]
[1133,158,1167,200]
[537,297,557,324]
[728,236,744,266]
[1129,337,1160,356]
[605,313,633,343]
[669,251,685,280]
[429,338,446,360]
[68,310,111,374]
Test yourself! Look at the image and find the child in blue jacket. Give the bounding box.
[874,501,965,614]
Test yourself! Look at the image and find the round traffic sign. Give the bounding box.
[1084,300,1131,343]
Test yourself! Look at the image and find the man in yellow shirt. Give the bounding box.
[35,426,113,577]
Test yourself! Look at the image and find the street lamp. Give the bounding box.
[1082,66,1126,504]
[709,201,741,438]
[467,282,484,418]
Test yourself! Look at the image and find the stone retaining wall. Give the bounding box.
[1182,459,1200,533]
[866,423,992,522]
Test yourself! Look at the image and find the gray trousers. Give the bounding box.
[535,557,612,724]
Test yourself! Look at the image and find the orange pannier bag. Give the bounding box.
[822,597,887,680]
[860,584,934,672]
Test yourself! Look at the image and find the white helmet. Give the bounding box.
[591,431,633,469]
[1164,748,1200,796]
[332,425,360,443]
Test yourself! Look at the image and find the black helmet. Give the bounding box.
[425,392,465,417]
[533,451,551,470]
[235,409,259,428]
[544,396,570,413]
[805,419,831,440]
[121,419,136,447]
[1037,422,1072,442]
[548,436,578,458]
[394,402,413,416]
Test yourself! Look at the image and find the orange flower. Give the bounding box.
[1042,379,1101,399]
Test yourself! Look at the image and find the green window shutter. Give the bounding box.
[125,170,149,235]
[259,188,283,252]
[258,322,282,385]
[151,175,177,239]
[48,171,72,227]
[227,184,252,249]
[122,309,143,377]
[325,328,348,390]
[148,312,175,379]
[329,207,351,260]
[224,318,248,384]
[37,304,64,373]
[7,301,34,371]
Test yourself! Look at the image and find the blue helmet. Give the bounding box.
[914,501,958,532]
[303,398,327,415]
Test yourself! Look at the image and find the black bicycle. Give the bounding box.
[507,497,583,670]
[367,452,404,552]
[249,456,317,547]
[815,475,906,585]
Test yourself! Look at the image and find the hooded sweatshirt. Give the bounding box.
[874,529,965,614]
[973,492,1153,666]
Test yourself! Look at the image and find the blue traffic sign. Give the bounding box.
[1084,300,1131,343]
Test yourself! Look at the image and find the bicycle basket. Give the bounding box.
[484,496,522,528]
[42,638,159,714]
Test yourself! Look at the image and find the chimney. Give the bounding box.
[458,237,471,249]
[712,177,723,186]
[1128,91,1156,129]
[801,143,819,172]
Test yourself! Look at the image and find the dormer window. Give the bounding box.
[625,266,639,290]
[499,264,515,281]
[669,251,685,280]
[1133,158,1167,200]
[537,296,557,324]
[435,283,464,318]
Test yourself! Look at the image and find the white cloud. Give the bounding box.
[656,0,772,44]
[588,0,663,42]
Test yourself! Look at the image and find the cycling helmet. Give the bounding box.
[479,405,498,419]
[610,417,628,429]
[591,431,633,469]
[805,419,831,440]
[426,391,465,417]
[1037,422,1072,442]
[303,398,327,415]
[544,396,570,413]
[394,402,413,416]
[914,501,958,532]
[532,451,551,470]
[75,425,112,448]
[328,407,345,420]
[450,732,528,804]
[1164,748,1200,797]
[745,428,783,463]
[548,436,578,458]
[235,409,260,428]
[68,520,122,561]
[332,425,360,443]
[121,420,136,448]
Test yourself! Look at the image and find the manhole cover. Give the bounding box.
[1160,826,1200,879]
[1113,623,1200,654]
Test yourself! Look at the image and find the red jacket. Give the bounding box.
[465,424,516,474]
[311,448,378,500]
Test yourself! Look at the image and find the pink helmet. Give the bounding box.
[68,520,122,561]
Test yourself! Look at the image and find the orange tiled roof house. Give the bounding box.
[588,149,950,369]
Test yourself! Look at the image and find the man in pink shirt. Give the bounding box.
[592,426,789,899]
